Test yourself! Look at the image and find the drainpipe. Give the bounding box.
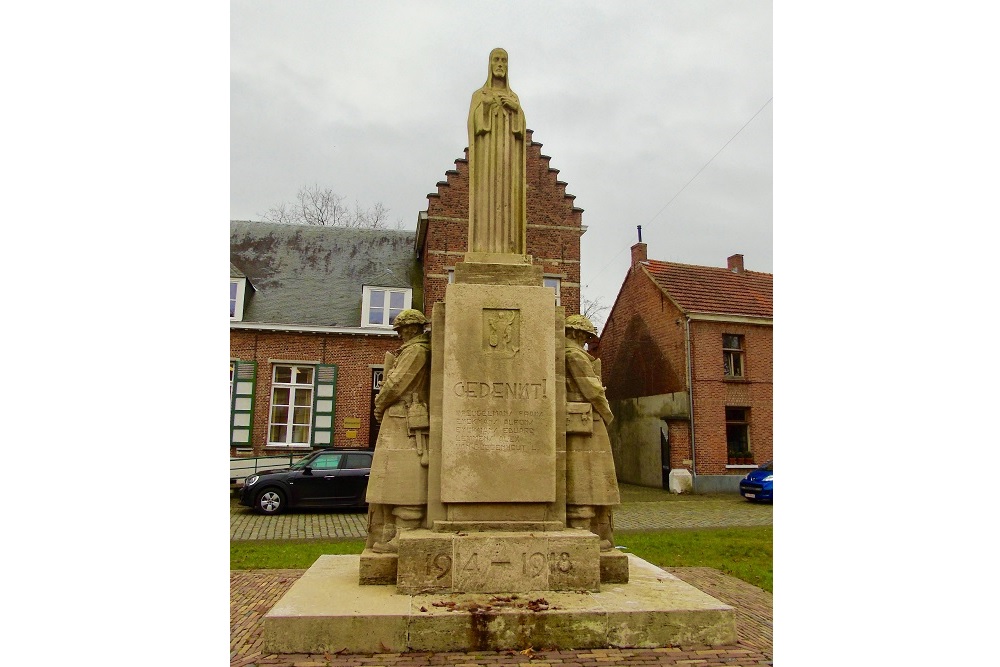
[684,315,697,484]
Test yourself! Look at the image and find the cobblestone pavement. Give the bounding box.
[231,567,772,667]
[230,485,772,541]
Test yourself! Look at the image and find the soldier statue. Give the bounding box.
[563,314,620,550]
[365,309,431,553]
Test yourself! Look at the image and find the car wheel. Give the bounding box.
[255,488,285,515]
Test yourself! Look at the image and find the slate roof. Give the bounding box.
[642,259,773,318]
[230,220,419,327]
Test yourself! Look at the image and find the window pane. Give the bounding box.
[270,424,287,443]
[723,334,741,350]
[274,366,292,383]
[345,453,372,469]
[388,307,403,324]
[291,425,310,443]
[369,309,384,325]
[726,424,749,455]
[272,388,290,406]
[314,454,342,469]
[293,406,311,424]
[294,388,313,406]
[295,367,313,384]
[370,289,385,308]
[389,291,405,308]
[271,406,289,424]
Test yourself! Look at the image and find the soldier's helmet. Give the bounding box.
[391,308,429,330]
[565,314,598,338]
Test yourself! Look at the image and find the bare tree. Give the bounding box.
[581,295,610,332]
[260,184,396,229]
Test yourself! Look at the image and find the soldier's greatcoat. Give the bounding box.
[366,332,431,506]
[565,343,621,507]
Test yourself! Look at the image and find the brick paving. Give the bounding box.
[230,487,771,541]
[231,486,772,666]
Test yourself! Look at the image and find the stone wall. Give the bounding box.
[607,393,689,488]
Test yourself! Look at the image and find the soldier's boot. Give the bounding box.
[566,504,596,530]
[371,519,398,554]
[593,506,615,551]
[372,505,423,554]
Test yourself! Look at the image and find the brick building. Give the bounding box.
[597,243,773,493]
[230,131,584,457]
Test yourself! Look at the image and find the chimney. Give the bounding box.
[631,225,647,267]
[631,242,647,267]
[727,254,744,274]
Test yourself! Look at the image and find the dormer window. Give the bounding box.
[230,278,248,321]
[361,286,412,328]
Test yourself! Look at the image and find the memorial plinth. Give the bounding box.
[262,554,737,654]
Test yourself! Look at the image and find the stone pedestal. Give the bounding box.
[395,529,600,594]
[264,554,737,654]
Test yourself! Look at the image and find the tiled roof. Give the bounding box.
[230,220,419,327]
[643,259,772,318]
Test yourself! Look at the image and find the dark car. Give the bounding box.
[739,460,773,502]
[239,448,373,514]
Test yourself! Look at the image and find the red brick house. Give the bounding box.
[597,243,773,493]
[230,131,584,458]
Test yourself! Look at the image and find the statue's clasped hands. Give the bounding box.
[497,92,518,111]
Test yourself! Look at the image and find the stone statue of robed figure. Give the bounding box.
[467,47,527,256]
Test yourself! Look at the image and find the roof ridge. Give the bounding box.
[646,257,772,276]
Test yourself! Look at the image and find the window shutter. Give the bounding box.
[230,361,256,448]
[312,364,338,447]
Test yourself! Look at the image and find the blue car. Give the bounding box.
[739,461,773,502]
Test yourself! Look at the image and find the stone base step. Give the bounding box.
[263,554,736,654]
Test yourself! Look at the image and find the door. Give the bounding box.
[291,451,344,505]
[368,367,384,449]
[337,452,373,505]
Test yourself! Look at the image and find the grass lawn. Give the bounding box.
[231,525,771,593]
[617,526,771,592]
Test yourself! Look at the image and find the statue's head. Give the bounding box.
[487,48,509,86]
[565,314,598,340]
[391,308,428,333]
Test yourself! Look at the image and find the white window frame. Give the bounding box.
[361,286,412,328]
[230,278,248,321]
[543,276,562,306]
[723,333,745,379]
[267,364,315,447]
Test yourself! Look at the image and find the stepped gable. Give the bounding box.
[643,259,773,318]
[418,129,585,316]
[425,129,583,224]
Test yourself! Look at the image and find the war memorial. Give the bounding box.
[261,48,736,653]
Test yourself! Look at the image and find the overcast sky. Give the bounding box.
[231,0,772,317]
